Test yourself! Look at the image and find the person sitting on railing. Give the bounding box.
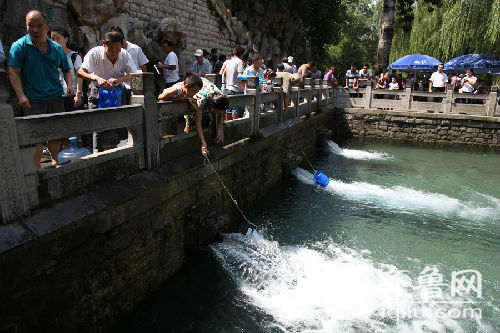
[356,64,372,89]
[158,74,203,134]
[344,64,358,89]
[9,10,73,168]
[188,77,229,156]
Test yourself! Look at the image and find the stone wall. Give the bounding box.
[331,108,500,148]
[0,0,308,77]
[0,109,331,332]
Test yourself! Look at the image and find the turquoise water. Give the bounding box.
[114,138,500,333]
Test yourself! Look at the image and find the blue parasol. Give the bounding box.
[388,54,442,72]
[443,54,500,74]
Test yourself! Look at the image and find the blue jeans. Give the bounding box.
[225,89,244,117]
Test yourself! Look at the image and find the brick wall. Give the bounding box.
[124,0,234,74]
[332,108,500,148]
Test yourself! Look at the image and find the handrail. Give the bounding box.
[16,105,143,146]
[333,85,499,116]
[0,71,334,223]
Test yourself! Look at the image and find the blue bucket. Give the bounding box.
[314,171,330,187]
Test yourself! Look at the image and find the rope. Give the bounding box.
[203,153,258,230]
[292,136,316,173]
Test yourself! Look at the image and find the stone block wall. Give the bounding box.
[123,0,234,74]
[331,108,500,148]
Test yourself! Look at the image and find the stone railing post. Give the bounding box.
[363,85,372,109]
[131,72,160,169]
[487,86,498,117]
[322,79,329,102]
[292,87,300,117]
[246,76,261,137]
[304,78,312,114]
[315,79,321,106]
[272,77,284,121]
[205,74,222,89]
[0,69,31,223]
[443,85,454,113]
[403,87,412,110]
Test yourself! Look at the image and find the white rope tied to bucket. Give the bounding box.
[292,136,316,173]
[203,153,258,230]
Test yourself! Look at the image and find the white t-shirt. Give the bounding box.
[163,51,179,83]
[81,46,137,81]
[430,71,448,88]
[225,57,244,92]
[126,41,149,70]
[461,75,477,93]
[389,82,399,90]
[161,82,183,97]
[67,51,82,91]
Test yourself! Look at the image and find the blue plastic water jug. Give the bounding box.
[314,171,330,187]
[237,74,267,84]
[58,137,91,164]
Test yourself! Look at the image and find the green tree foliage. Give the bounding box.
[325,0,379,71]
[291,0,343,64]
[390,0,500,64]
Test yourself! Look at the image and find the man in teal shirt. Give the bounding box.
[9,9,72,168]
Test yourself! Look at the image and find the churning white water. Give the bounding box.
[291,168,499,222]
[210,230,487,333]
[327,140,392,160]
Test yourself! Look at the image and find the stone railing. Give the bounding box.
[0,70,333,224]
[333,86,499,117]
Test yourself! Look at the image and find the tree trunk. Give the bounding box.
[375,0,396,73]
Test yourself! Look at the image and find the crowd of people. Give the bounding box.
[6,10,493,168]
[5,10,334,166]
[341,63,487,98]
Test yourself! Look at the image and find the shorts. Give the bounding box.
[23,96,65,116]
[225,89,244,116]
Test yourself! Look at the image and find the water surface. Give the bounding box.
[114,138,500,333]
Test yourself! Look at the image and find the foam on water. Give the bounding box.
[291,168,500,222]
[327,140,392,160]
[211,231,488,333]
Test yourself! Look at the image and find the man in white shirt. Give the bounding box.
[79,31,137,107]
[357,64,373,88]
[78,31,137,151]
[223,45,245,120]
[109,26,148,73]
[429,64,448,102]
[157,39,179,88]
